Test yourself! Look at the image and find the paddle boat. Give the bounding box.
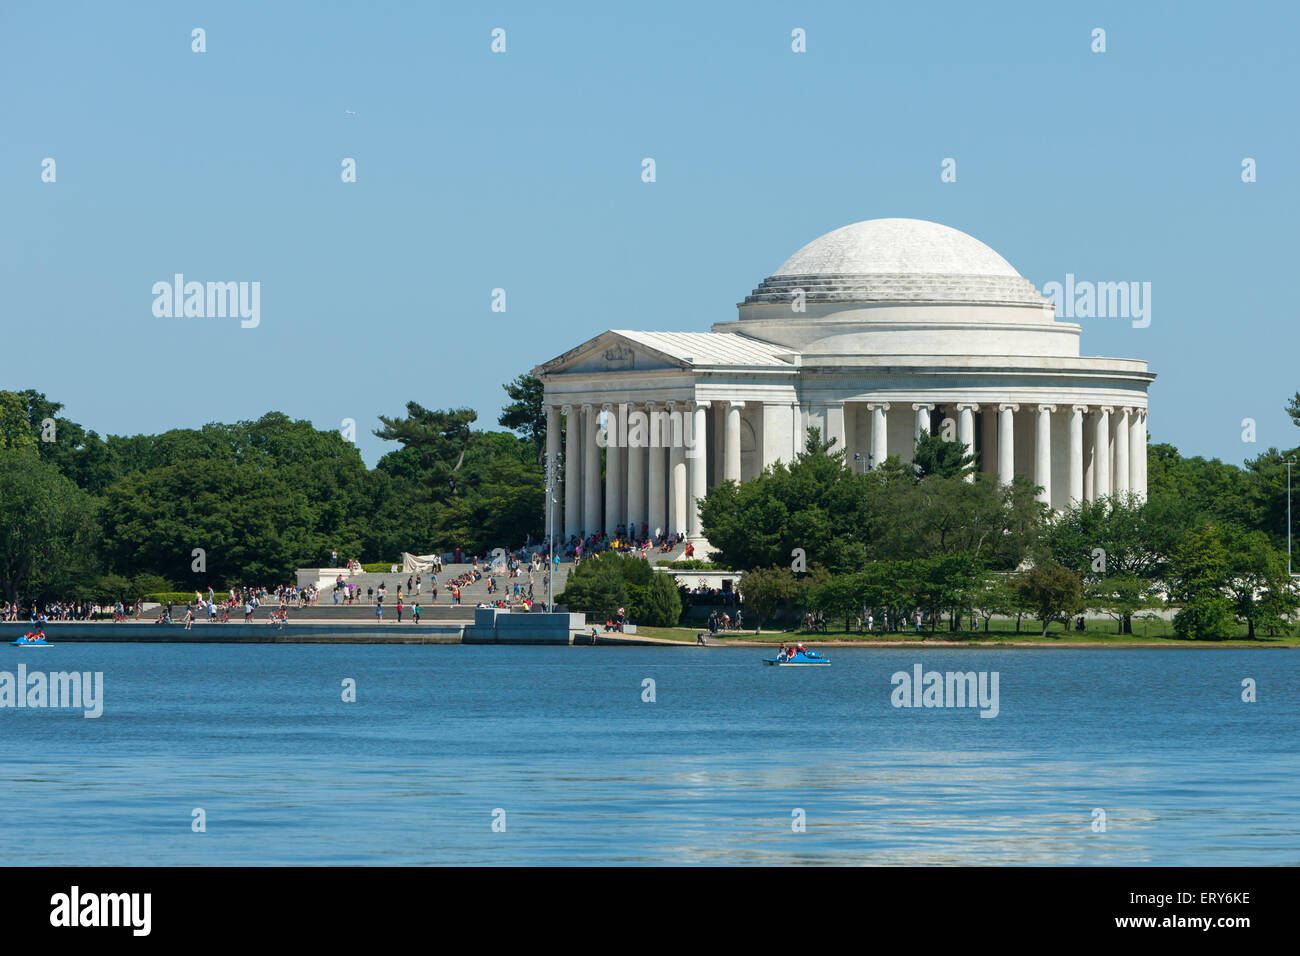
[763,646,829,666]
[12,631,51,646]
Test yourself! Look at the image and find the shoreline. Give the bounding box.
[1,621,1292,648]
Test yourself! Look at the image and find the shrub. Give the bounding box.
[362,562,397,573]
[142,592,200,605]
[640,573,683,627]
[1173,593,1235,639]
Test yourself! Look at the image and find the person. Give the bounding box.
[696,632,707,645]
[413,603,421,624]
[375,602,383,622]
[367,586,373,604]
[396,599,404,623]
[184,605,194,630]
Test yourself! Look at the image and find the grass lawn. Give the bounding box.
[632,618,1300,646]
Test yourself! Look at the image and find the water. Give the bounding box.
[1,645,1295,865]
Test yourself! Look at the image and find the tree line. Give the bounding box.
[703,408,1300,639]
[0,376,548,604]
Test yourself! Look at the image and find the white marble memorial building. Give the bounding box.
[533,218,1154,544]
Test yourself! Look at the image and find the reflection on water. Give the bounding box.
[0,646,1296,864]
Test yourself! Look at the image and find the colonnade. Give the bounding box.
[543,399,1148,542]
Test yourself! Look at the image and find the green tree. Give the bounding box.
[1014,561,1084,637]
[0,392,39,452]
[640,571,683,627]
[375,403,478,498]
[498,374,546,462]
[911,431,976,479]
[1173,593,1235,640]
[0,451,99,602]
[1086,572,1158,634]
[738,566,802,630]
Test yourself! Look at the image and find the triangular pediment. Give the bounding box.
[533,330,797,378]
[533,331,689,377]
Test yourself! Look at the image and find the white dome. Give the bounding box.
[740,217,1043,309]
[774,218,1020,278]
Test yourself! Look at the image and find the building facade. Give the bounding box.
[532,218,1154,544]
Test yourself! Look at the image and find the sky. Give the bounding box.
[3,0,1297,467]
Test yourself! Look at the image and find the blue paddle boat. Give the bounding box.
[12,632,52,646]
[763,648,829,666]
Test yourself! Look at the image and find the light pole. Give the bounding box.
[544,451,563,610]
[1287,457,1295,577]
[853,452,874,474]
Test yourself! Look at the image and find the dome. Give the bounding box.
[740,218,1046,308]
[773,218,1020,278]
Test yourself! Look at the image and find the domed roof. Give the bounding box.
[741,218,1045,308]
[773,218,1020,278]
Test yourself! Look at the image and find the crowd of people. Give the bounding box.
[554,525,688,565]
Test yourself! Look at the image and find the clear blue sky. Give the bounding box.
[3,0,1296,467]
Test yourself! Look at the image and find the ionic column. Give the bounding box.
[1069,406,1086,505]
[603,403,622,535]
[668,402,687,536]
[546,404,562,541]
[1035,404,1055,506]
[868,402,890,467]
[1130,409,1147,502]
[912,403,933,443]
[997,403,1018,485]
[689,402,709,539]
[825,403,845,456]
[562,405,580,540]
[626,403,646,535]
[646,402,667,537]
[957,403,979,482]
[582,403,601,535]
[724,401,743,482]
[1094,407,1112,500]
[1114,407,1131,498]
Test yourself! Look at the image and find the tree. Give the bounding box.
[738,566,802,631]
[1086,572,1158,634]
[0,451,99,602]
[1014,561,1084,637]
[911,431,976,479]
[1173,593,1235,640]
[99,458,314,586]
[640,572,683,627]
[699,428,873,573]
[498,374,546,462]
[374,403,478,498]
[1221,527,1297,639]
[556,555,632,621]
[0,392,39,452]
[807,573,862,632]
[973,574,1018,633]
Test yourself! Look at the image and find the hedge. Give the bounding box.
[143,592,203,605]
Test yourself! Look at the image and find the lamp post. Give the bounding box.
[1287,457,1295,577]
[853,452,874,474]
[544,451,563,610]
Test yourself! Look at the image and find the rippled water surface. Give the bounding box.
[1,645,1295,864]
